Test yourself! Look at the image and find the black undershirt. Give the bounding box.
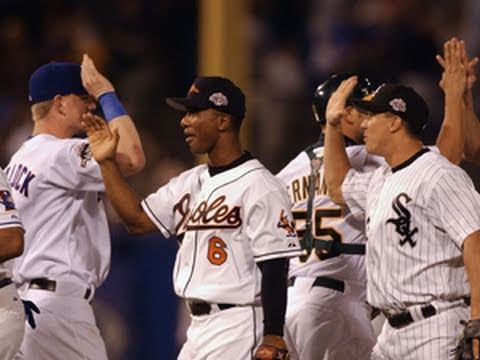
[208,151,253,176]
[391,147,430,173]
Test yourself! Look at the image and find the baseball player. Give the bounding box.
[324,65,480,360]
[0,168,25,359]
[6,55,145,360]
[81,76,303,360]
[276,73,379,360]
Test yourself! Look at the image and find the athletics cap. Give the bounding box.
[166,76,246,119]
[352,83,429,136]
[28,62,89,104]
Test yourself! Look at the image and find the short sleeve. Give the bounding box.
[47,139,105,192]
[429,168,480,248]
[342,168,376,221]
[246,189,303,262]
[0,170,23,229]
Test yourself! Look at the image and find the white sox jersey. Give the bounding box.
[277,143,382,283]
[342,148,480,313]
[141,156,302,304]
[5,134,110,288]
[0,168,24,279]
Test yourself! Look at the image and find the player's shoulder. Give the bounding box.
[276,150,310,180]
[244,158,289,193]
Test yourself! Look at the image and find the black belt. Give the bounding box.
[188,301,236,316]
[288,276,345,293]
[386,297,471,329]
[315,239,365,260]
[29,278,92,300]
[0,278,12,289]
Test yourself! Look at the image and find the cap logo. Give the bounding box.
[209,92,228,106]
[362,93,375,102]
[389,98,407,112]
[188,84,200,94]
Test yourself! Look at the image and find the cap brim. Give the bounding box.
[350,99,388,114]
[165,97,208,113]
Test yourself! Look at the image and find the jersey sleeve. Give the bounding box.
[141,179,178,238]
[0,170,23,229]
[246,189,303,262]
[342,168,375,221]
[429,168,480,248]
[47,139,105,192]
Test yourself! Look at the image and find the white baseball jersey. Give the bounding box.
[142,157,302,304]
[277,144,382,283]
[5,134,110,288]
[0,168,24,280]
[342,149,480,312]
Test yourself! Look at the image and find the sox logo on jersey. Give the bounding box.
[386,192,418,247]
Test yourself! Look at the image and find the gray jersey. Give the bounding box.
[343,149,480,312]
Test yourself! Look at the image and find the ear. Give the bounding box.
[52,95,66,116]
[389,116,403,133]
[218,114,232,131]
[343,106,355,125]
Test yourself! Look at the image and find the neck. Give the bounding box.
[208,136,243,167]
[384,137,423,168]
[33,117,71,139]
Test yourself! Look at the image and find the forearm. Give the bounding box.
[462,91,480,164]
[99,159,151,234]
[109,115,146,175]
[258,258,288,336]
[0,227,24,263]
[324,123,350,205]
[464,230,480,319]
[436,91,465,164]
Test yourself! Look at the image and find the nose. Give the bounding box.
[361,117,369,129]
[180,113,191,128]
[87,100,96,112]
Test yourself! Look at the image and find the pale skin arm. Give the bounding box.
[81,54,146,176]
[435,38,467,165]
[81,114,157,234]
[0,227,24,263]
[324,76,358,205]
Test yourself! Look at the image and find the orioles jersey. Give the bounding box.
[277,143,383,284]
[343,149,480,312]
[141,156,302,305]
[5,134,110,288]
[0,168,24,280]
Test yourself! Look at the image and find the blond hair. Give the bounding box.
[31,100,53,122]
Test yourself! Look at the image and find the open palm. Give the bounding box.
[81,113,119,163]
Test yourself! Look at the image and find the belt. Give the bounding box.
[188,301,236,316]
[288,276,345,293]
[0,278,12,289]
[29,278,92,300]
[315,239,365,260]
[385,297,471,329]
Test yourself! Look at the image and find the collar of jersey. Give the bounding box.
[391,147,430,173]
[208,151,254,176]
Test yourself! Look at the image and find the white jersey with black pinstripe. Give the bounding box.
[342,148,480,312]
[142,157,302,305]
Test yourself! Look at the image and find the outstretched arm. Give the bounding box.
[81,113,157,234]
[81,54,146,176]
[435,38,467,164]
[324,76,357,205]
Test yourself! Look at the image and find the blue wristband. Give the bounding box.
[98,91,128,122]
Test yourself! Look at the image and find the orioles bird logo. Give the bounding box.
[277,209,296,237]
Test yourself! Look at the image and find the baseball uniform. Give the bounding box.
[277,138,381,360]
[6,135,109,360]
[343,148,480,359]
[0,168,25,360]
[141,154,303,359]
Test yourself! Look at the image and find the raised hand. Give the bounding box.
[81,54,114,100]
[325,76,358,128]
[436,38,467,96]
[81,113,119,163]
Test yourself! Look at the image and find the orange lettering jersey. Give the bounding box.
[141,158,302,304]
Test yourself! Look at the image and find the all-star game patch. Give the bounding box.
[0,190,16,211]
[75,143,93,168]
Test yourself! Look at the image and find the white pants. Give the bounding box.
[0,283,25,360]
[14,288,108,360]
[178,305,263,360]
[284,277,375,360]
[371,303,469,360]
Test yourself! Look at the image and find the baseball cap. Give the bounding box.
[166,76,246,119]
[351,83,429,136]
[28,62,88,104]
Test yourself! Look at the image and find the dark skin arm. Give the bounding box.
[0,227,24,263]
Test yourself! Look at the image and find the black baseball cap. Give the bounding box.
[351,84,429,136]
[28,62,88,104]
[166,76,246,119]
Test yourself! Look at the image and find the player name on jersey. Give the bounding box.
[4,164,36,198]
[289,173,327,204]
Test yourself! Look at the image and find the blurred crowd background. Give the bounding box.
[1,0,479,359]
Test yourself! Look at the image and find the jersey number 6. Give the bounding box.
[207,236,228,265]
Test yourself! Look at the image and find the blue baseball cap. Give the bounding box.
[28,62,89,104]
